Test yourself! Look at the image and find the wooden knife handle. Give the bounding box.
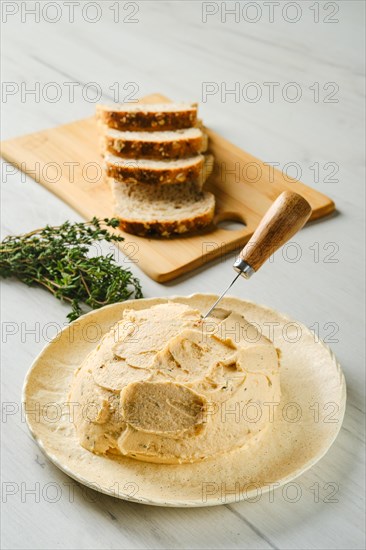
[239,191,312,272]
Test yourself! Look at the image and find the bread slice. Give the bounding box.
[110,179,215,237]
[97,103,198,132]
[105,154,214,187]
[102,127,208,160]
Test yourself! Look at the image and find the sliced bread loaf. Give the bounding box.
[110,179,215,237]
[102,127,208,160]
[97,103,198,132]
[105,153,214,187]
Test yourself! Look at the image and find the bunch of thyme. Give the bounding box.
[0,217,143,321]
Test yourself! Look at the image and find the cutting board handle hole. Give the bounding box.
[215,212,247,231]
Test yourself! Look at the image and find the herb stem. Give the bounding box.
[0,218,142,321]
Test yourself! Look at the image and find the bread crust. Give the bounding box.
[118,203,215,238]
[106,157,205,185]
[97,107,197,132]
[104,133,207,160]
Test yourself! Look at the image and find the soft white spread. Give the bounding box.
[69,302,281,464]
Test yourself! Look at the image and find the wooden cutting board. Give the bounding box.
[0,93,334,282]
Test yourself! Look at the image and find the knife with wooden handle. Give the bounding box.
[202,191,312,318]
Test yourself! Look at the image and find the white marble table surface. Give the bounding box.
[1,1,365,549]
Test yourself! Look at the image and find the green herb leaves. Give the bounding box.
[0,217,142,321]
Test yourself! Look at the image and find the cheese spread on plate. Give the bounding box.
[69,302,280,463]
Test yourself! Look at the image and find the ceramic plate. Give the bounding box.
[23,295,346,507]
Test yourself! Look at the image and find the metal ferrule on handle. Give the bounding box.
[233,258,255,279]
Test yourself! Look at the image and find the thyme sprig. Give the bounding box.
[0,217,142,321]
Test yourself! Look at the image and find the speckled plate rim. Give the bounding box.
[22,294,346,507]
